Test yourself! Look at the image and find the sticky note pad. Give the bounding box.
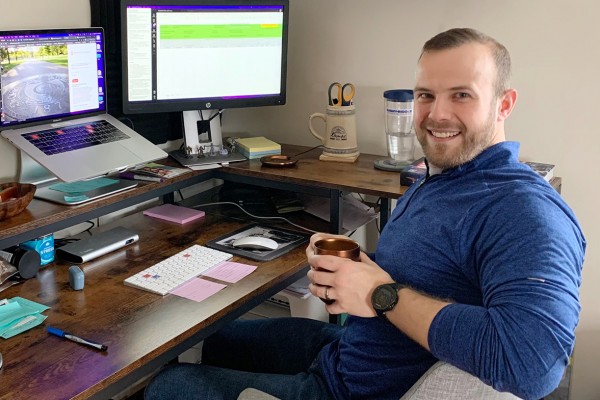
[143,204,205,224]
[202,261,257,283]
[171,278,226,302]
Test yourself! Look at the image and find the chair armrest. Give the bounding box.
[400,361,520,400]
[237,388,280,400]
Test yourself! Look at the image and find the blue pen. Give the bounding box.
[47,327,108,351]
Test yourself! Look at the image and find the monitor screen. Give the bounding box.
[120,0,289,114]
[0,28,106,130]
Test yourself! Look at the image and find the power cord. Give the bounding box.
[54,237,80,248]
[54,220,97,248]
[188,201,317,233]
[82,220,95,235]
[197,109,223,122]
[291,144,323,158]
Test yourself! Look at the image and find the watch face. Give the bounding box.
[372,284,398,311]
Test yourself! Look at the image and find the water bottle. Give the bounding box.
[384,89,415,165]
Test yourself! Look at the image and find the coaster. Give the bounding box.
[319,152,359,163]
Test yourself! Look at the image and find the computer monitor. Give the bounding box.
[120,0,289,155]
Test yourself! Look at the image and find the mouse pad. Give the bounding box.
[206,223,309,261]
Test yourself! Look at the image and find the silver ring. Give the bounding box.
[325,287,330,301]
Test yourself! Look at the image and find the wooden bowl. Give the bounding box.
[0,182,36,221]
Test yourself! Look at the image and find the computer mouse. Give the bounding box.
[232,236,279,251]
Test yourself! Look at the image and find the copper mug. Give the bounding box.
[314,238,360,304]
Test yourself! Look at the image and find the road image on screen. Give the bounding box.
[0,31,104,126]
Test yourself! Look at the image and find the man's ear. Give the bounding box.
[497,88,517,121]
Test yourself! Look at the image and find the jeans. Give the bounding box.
[145,317,344,400]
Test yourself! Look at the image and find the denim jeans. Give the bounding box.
[145,317,344,400]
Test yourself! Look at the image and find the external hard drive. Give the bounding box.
[56,226,139,264]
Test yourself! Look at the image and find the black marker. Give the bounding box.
[47,327,108,351]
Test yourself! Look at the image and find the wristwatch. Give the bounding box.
[371,282,404,319]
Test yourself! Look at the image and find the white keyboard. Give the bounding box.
[124,244,233,295]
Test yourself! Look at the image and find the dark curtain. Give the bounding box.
[89,0,183,144]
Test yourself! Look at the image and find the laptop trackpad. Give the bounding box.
[74,144,142,175]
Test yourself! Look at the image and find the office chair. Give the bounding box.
[237,361,520,400]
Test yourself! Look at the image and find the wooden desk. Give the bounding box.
[0,145,564,399]
[0,211,309,400]
[0,168,214,250]
[0,144,406,248]
[218,144,408,232]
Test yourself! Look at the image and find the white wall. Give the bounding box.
[1,1,598,398]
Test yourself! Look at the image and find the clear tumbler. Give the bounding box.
[384,89,415,165]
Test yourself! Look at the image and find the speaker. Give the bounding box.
[0,247,41,279]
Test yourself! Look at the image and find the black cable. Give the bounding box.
[54,238,80,248]
[291,144,323,158]
[197,109,223,122]
[188,201,317,233]
[83,220,95,235]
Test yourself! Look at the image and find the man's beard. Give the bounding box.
[416,108,497,169]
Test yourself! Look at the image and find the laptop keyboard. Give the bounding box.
[22,121,130,155]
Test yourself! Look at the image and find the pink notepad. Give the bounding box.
[143,204,205,224]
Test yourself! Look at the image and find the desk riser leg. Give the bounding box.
[329,190,343,234]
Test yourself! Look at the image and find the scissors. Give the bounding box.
[328,82,355,106]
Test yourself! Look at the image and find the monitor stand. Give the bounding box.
[169,110,246,168]
[19,151,138,206]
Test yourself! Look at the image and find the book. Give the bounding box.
[143,204,205,224]
[118,172,164,182]
[523,161,555,182]
[119,162,190,182]
[235,137,281,159]
[400,157,427,186]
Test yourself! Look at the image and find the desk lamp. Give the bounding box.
[374,89,415,171]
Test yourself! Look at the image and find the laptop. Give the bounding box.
[0,28,167,204]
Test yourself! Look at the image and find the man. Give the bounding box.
[145,28,585,400]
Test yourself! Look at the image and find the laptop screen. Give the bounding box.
[0,28,107,130]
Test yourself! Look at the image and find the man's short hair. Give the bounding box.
[420,28,511,97]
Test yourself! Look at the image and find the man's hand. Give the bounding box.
[305,233,451,351]
[306,233,393,316]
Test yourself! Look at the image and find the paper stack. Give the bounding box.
[235,137,281,159]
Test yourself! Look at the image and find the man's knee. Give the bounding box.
[145,363,204,399]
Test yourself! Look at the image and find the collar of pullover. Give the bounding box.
[426,141,521,178]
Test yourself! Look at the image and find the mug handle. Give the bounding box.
[308,113,327,143]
